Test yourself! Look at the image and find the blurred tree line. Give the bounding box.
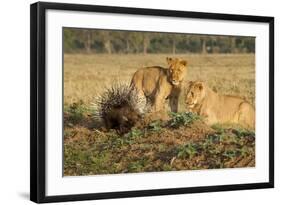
[64,28,255,54]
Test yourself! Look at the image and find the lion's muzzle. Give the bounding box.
[171,80,180,86]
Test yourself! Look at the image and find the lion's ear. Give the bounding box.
[180,60,187,67]
[166,57,173,65]
[197,82,204,91]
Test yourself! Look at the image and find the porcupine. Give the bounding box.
[94,83,146,133]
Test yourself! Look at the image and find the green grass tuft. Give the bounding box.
[148,120,162,132]
[177,143,199,159]
[168,112,201,128]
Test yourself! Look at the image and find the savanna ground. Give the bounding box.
[64,54,255,176]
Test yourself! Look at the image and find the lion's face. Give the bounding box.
[167,57,187,86]
[185,81,206,109]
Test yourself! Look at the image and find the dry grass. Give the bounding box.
[64,53,255,108]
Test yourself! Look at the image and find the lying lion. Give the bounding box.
[185,81,255,129]
[130,57,187,113]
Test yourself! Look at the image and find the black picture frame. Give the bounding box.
[30,1,274,203]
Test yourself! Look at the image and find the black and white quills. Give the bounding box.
[94,83,146,134]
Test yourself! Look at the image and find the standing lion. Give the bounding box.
[185,81,255,129]
[130,57,187,113]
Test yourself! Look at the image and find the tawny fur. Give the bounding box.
[185,81,255,129]
[130,57,187,113]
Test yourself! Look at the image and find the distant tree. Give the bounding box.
[63,29,75,52]
[83,30,92,53]
[217,36,232,53]
[230,37,236,53]
[100,31,112,54]
[71,29,94,53]
[201,36,207,54]
[166,33,178,54]
[127,32,143,53]
[200,35,217,54]
[242,37,255,53]
[175,34,190,53]
[142,33,151,55]
[121,32,131,53]
[63,28,255,54]
[188,36,201,53]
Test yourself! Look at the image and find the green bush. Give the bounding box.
[177,143,199,159]
[148,120,162,132]
[168,112,201,128]
[64,101,88,124]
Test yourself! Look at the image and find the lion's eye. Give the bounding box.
[191,92,194,97]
